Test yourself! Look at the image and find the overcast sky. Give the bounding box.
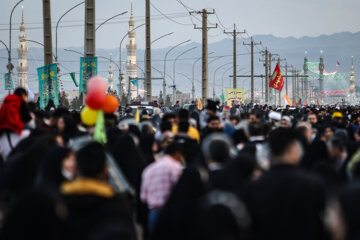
[0,0,359,50]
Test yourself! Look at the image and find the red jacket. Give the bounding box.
[0,95,24,135]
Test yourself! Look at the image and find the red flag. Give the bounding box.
[269,63,284,92]
[317,100,320,106]
[298,98,302,106]
[304,98,307,106]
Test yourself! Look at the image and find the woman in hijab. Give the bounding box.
[37,146,76,189]
[56,114,80,143]
[110,134,146,193]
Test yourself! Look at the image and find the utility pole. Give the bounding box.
[285,64,288,96]
[243,37,261,103]
[84,0,95,57]
[145,0,152,101]
[191,9,217,104]
[259,48,269,103]
[42,0,53,65]
[224,24,245,88]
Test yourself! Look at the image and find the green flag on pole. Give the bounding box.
[37,63,59,110]
[93,111,107,145]
[130,78,138,87]
[80,56,97,93]
[70,72,78,87]
[4,73,14,91]
[220,94,225,103]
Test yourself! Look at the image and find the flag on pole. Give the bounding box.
[284,94,292,107]
[197,98,203,110]
[317,100,320,106]
[269,63,284,92]
[37,63,59,109]
[293,98,298,106]
[79,56,97,93]
[93,111,107,145]
[130,78,138,87]
[304,98,307,106]
[134,107,140,123]
[70,72,78,87]
[4,73,14,90]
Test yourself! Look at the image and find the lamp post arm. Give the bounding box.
[56,1,85,62]
[96,11,128,31]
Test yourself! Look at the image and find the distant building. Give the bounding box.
[17,7,29,88]
[125,2,138,99]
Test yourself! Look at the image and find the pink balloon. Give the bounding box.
[87,76,107,93]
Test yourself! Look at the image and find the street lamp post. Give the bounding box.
[55,1,85,63]
[26,39,56,61]
[95,11,128,31]
[163,39,190,100]
[213,62,233,100]
[140,32,174,100]
[172,46,197,104]
[7,0,24,93]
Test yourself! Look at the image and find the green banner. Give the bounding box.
[130,78,138,87]
[70,72,78,87]
[80,56,97,93]
[4,73,14,90]
[37,63,59,110]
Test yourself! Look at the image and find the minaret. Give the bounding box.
[350,56,355,99]
[126,1,138,99]
[108,54,114,91]
[17,7,29,88]
[319,50,324,101]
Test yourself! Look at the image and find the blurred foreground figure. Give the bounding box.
[246,128,327,240]
[0,88,29,161]
[61,142,137,240]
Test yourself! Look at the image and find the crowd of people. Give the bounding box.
[1,87,360,240]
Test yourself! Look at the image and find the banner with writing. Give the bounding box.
[4,73,14,90]
[80,56,97,93]
[225,88,244,106]
[37,63,59,109]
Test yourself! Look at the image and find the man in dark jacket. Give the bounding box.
[246,128,326,240]
[61,142,137,240]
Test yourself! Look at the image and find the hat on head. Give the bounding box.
[332,111,343,119]
[268,111,281,121]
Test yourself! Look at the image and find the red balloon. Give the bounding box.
[102,95,119,113]
[85,90,106,110]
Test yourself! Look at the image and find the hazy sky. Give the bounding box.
[0,0,359,50]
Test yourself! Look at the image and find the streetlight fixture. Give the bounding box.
[7,0,24,93]
[172,46,197,104]
[213,62,233,100]
[55,1,85,63]
[26,39,56,61]
[163,39,191,98]
[96,11,128,31]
